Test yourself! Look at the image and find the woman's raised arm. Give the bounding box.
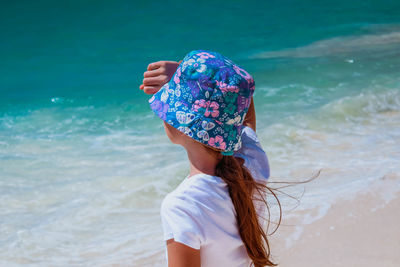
[243,97,256,132]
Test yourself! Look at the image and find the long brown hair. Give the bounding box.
[214,154,279,267]
[213,152,321,266]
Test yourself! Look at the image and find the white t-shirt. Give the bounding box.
[160,126,270,267]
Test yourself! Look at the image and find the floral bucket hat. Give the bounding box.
[149,49,255,155]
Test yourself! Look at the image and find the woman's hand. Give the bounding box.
[139,60,182,94]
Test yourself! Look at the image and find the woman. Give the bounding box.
[140,50,278,267]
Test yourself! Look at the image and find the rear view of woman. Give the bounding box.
[140,49,278,267]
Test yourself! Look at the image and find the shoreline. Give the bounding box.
[269,174,400,267]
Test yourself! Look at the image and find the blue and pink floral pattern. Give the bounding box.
[149,50,255,153]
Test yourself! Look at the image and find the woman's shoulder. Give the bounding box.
[161,173,232,217]
[163,173,229,203]
[160,174,236,249]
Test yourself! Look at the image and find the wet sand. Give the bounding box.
[270,175,400,267]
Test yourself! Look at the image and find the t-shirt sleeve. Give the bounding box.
[233,126,270,182]
[160,193,203,250]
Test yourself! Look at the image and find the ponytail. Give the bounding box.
[215,155,279,267]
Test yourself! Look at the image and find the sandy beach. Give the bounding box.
[270,173,400,267]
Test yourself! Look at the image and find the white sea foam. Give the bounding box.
[3,87,399,265]
[257,88,400,247]
[1,26,400,266]
[252,25,400,59]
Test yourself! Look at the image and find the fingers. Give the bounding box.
[140,61,176,94]
[139,83,162,94]
[143,86,161,94]
[143,75,169,86]
[143,67,163,78]
[147,61,162,71]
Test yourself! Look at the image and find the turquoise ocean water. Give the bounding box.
[1,1,400,266]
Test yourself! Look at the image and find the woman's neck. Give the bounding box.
[184,142,220,178]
